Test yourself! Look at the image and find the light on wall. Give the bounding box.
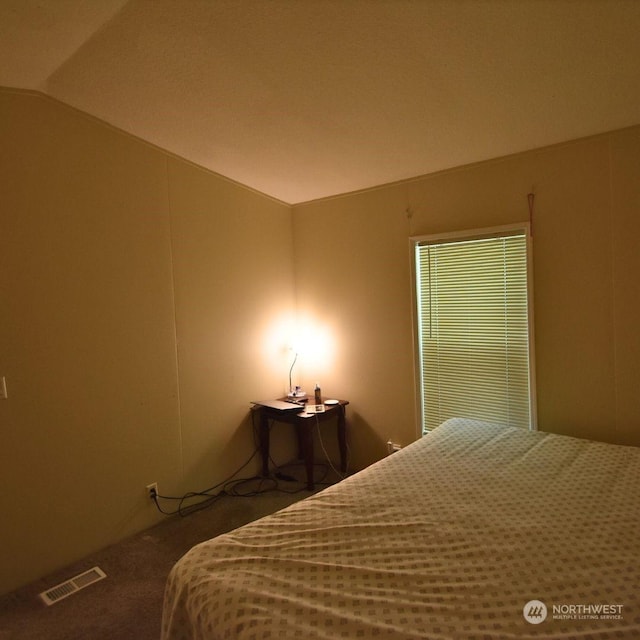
[262,313,296,388]
[287,315,335,394]
[262,313,335,396]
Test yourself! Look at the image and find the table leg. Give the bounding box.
[337,404,347,473]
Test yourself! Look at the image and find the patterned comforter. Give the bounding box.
[161,418,640,639]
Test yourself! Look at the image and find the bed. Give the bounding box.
[161,418,640,639]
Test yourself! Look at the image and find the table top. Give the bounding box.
[253,397,348,420]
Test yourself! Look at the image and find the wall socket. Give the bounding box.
[146,482,158,500]
[386,440,402,454]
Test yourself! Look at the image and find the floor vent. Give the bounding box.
[39,566,107,606]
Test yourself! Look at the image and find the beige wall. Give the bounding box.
[293,126,640,467]
[2,87,639,596]
[0,90,294,595]
[167,159,296,490]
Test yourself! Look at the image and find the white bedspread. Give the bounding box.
[161,418,640,639]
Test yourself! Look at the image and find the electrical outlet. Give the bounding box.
[146,483,158,500]
[386,440,402,454]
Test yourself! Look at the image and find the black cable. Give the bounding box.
[151,492,181,516]
[151,440,262,516]
[152,412,283,515]
[223,475,278,497]
[151,406,342,516]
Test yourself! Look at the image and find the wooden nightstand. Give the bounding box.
[252,398,349,490]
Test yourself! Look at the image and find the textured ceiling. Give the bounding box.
[2,0,640,204]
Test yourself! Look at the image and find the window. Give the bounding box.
[412,225,536,433]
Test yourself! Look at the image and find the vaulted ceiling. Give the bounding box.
[2,0,640,204]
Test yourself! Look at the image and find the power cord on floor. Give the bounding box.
[150,443,262,516]
[150,411,340,516]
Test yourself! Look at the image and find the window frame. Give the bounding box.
[409,223,537,437]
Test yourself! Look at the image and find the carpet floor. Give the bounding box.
[0,475,326,640]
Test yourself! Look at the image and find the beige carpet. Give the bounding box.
[0,474,330,640]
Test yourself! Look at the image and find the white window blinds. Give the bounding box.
[414,230,534,433]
